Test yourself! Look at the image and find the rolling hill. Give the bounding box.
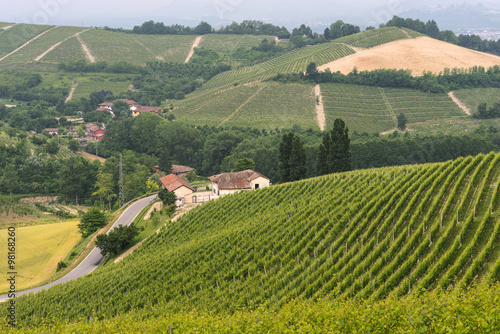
[7,152,500,329]
[318,36,500,75]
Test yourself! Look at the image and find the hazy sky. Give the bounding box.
[1,0,498,29]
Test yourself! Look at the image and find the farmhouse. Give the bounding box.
[159,173,195,199]
[44,128,59,135]
[209,170,271,196]
[95,99,161,117]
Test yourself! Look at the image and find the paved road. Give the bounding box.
[0,195,157,302]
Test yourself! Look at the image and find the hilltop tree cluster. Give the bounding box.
[384,16,500,55]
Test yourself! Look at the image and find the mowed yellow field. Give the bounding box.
[0,221,80,293]
[319,36,500,75]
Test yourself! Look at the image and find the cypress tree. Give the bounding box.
[279,132,308,182]
[316,118,352,176]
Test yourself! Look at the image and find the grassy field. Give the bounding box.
[321,83,466,133]
[175,82,317,129]
[0,220,80,293]
[70,75,132,100]
[40,35,88,63]
[452,87,500,113]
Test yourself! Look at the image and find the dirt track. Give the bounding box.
[319,36,500,76]
[185,36,203,63]
[314,85,326,131]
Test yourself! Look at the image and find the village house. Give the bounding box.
[95,99,162,117]
[209,170,271,197]
[44,128,59,135]
[160,173,195,199]
[84,123,105,141]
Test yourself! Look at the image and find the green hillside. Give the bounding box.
[0,24,53,59]
[321,83,466,133]
[174,81,466,132]
[9,152,500,327]
[175,81,317,129]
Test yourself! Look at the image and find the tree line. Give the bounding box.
[384,16,500,55]
[279,63,500,94]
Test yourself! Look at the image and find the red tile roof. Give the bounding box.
[209,170,270,190]
[159,174,195,193]
[172,165,195,174]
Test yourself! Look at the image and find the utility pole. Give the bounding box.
[119,153,124,206]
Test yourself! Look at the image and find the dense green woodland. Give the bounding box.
[3,152,500,330]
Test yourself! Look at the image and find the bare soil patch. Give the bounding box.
[65,80,78,103]
[448,91,471,115]
[314,85,326,131]
[319,37,500,76]
[80,151,106,163]
[77,35,95,63]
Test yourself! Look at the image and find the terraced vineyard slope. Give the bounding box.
[10,153,500,327]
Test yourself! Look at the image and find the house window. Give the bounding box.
[254,184,259,189]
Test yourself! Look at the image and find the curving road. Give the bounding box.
[0,195,157,302]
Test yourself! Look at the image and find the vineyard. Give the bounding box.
[8,152,500,328]
[320,83,465,133]
[0,24,53,58]
[196,43,355,94]
[175,82,317,129]
[0,26,86,65]
[452,87,500,112]
[335,26,420,48]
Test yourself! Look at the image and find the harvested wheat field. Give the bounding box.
[319,36,500,76]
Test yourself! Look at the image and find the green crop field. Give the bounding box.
[197,43,356,94]
[336,26,422,48]
[78,29,196,65]
[452,87,500,113]
[0,220,80,293]
[175,82,317,129]
[175,83,263,127]
[70,75,132,100]
[7,152,500,330]
[0,26,86,65]
[321,83,466,133]
[197,34,277,56]
[41,35,88,63]
[0,24,53,56]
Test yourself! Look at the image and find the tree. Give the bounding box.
[59,156,99,206]
[397,113,407,131]
[146,178,159,193]
[279,132,307,182]
[68,139,81,152]
[158,150,172,174]
[316,118,352,176]
[194,21,212,35]
[112,100,131,118]
[78,208,107,237]
[232,158,255,172]
[305,62,318,81]
[158,188,176,206]
[45,139,60,155]
[95,224,139,256]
